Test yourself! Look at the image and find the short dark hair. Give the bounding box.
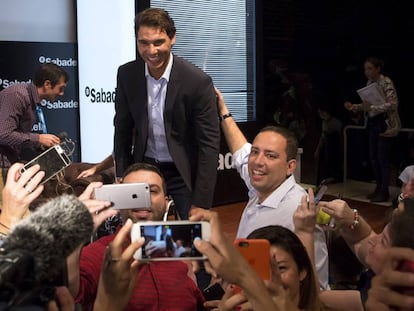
[33,63,69,88]
[365,56,385,73]
[258,126,298,161]
[122,162,167,194]
[134,7,176,39]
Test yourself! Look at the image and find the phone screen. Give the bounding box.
[20,145,71,184]
[139,223,205,260]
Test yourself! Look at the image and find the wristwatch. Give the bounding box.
[219,113,232,122]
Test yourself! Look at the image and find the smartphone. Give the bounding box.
[19,144,71,184]
[314,184,328,204]
[93,183,151,209]
[233,239,271,293]
[131,220,211,261]
[202,282,225,301]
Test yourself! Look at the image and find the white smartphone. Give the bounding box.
[131,221,211,261]
[20,144,71,184]
[93,183,151,210]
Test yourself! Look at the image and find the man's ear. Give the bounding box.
[287,159,297,176]
[171,34,177,45]
[43,79,52,88]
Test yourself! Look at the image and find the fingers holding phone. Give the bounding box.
[2,163,44,220]
[366,247,414,311]
[19,145,71,185]
[78,182,118,232]
[94,219,145,311]
[294,187,319,234]
[14,162,45,196]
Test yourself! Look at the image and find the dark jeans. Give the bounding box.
[165,172,192,220]
[367,115,393,194]
[143,158,193,220]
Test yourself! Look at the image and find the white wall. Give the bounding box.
[0,0,75,42]
[77,0,136,163]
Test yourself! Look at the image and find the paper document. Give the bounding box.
[357,83,385,107]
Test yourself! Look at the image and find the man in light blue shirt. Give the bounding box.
[216,88,329,289]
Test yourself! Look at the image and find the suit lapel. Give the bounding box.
[164,56,182,129]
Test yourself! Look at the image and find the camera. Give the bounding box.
[0,249,66,310]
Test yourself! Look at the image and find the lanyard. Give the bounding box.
[35,105,48,134]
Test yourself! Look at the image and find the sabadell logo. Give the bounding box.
[40,99,79,109]
[38,56,77,67]
[217,152,233,170]
[0,78,31,88]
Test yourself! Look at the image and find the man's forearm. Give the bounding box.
[219,113,247,154]
[216,88,248,154]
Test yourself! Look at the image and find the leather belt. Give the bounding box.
[143,157,176,169]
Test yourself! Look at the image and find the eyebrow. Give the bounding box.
[149,184,162,190]
[251,146,277,153]
[137,39,166,44]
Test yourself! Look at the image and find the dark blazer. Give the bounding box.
[114,55,220,208]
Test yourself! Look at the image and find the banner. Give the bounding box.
[77,0,136,163]
[0,41,80,161]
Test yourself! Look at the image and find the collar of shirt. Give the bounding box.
[252,174,302,210]
[29,83,41,107]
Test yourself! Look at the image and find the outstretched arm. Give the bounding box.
[215,87,248,154]
[318,199,374,266]
[77,155,114,179]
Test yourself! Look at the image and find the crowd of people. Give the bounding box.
[1,6,414,311]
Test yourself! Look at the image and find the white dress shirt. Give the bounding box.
[233,142,329,289]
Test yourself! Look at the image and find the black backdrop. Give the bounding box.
[0,41,80,162]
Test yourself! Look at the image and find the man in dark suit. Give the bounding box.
[114,7,220,220]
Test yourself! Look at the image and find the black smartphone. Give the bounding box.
[203,282,225,301]
[314,184,328,204]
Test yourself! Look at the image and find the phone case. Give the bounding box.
[314,184,328,204]
[20,144,71,184]
[94,183,151,209]
[202,282,225,301]
[233,238,271,293]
